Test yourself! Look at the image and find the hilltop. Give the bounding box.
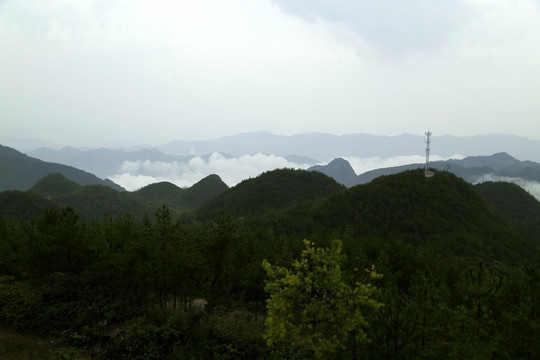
[133,174,229,212]
[30,173,82,198]
[268,169,535,262]
[196,168,346,220]
[0,172,229,222]
[308,157,357,185]
[345,153,540,200]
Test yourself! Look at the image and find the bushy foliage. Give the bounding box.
[1,168,540,359]
[197,168,345,220]
[263,240,381,359]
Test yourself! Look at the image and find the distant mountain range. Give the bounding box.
[156,131,540,162]
[18,132,540,191]
[308,158,357,185]
[307,152,540,199]
[5,131,540,201]
[26,146,319,181]
[347,152,540,187]
[0,145,123,191]
[3,141,540,260]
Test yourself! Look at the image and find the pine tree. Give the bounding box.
[262,239,381,359]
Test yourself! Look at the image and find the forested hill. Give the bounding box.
[30,172,82,197]
[132,181,183,204]
[1,167,540,359]
[0,173,228,221]
[132,174,229,211]
[476,181,540,239]
[196,168,346,220]
[269,169,536,262]
[0,144,123,191]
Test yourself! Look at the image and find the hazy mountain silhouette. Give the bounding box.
[28,147,194,179]
[157,132,540,162]
[0,145,124,191]
[18,132,540,193]
[308,158,357,185]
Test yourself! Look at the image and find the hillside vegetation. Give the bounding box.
[30,173,82,198]
[270,169,532,262]
[132,174,229,213]
[132,181,183,204]
[0,173,229,222]
[0,191,56,221]
[0,168,539,359]
[197,168,346,220]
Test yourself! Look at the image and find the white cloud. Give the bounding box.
[109,173,163,192]
[110,152,311,191]
[110,152,470,191]
[473,174,540,200]
[344,154,464,176]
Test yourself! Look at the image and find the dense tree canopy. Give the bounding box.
[0,169,539,359]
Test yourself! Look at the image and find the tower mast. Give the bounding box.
[425,130,433,177]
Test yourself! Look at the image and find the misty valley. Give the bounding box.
[1,142,540,359]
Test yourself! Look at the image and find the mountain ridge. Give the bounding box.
[0,144,124,192]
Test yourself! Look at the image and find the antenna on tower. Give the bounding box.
[424,130,434,177]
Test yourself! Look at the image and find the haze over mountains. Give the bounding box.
[15,132,540,194]
[0,145,123,191]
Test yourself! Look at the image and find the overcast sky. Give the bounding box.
[2,0,540,148]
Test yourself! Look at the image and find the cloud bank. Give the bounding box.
[473,174,540,200]
[110,152,467,192]
[109,152,312,191]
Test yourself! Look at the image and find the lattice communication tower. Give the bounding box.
[424,131,434,177]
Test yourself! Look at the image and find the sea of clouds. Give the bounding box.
[110,152,540,200]
[109,152,311,191]
[109,153,465,192]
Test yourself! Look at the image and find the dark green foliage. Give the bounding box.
[132,181,183,204]
[197,168,346,220]
[1,168,540,359]
[273,169,533,262]
[0,191,57,221]
[129,175,229,217]
[2,172,228,222]
[178,174,229,211]
[30,173,81,198]
[476,181,540,225]
[476,181,540,248]
[54,185,155,221]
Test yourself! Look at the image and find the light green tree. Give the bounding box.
[262,239,382,359]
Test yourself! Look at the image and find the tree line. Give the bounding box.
[0,204,539,359]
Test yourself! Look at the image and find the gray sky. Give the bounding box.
[2,0,540,147]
